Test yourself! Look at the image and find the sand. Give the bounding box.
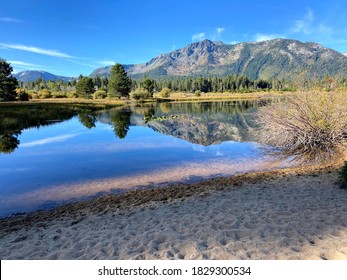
[1,166,347,260]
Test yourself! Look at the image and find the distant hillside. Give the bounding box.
[13,71,72,82]
[90,39,347,80]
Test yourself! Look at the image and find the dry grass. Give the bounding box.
[154,91,278,102]
[256,91,347,162]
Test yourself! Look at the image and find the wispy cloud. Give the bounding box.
[254,33,284,42]
[21,134,79,148]
[65,59,96,68]
[98,59,116,66]
[216,27,225,34]
[0,43,74,58]
[193,27,226,42]
[0,17,24,23]
[192,32,206,41]
[9,60,42,68]
[8,60,47,73]
[291,9,314,34]
[290,8,334,37]
[211,27,226,41]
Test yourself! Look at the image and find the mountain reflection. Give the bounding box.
[99,100,260,146]
[0,100,261,154]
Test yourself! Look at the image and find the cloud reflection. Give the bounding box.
[21,133,79,147]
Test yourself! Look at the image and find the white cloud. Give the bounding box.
[0,17,24,23]
[192,32,206,41]
[290,9,333,37]
[291,9,314,34]
[254,33,283,42]
[0,43,74,58]
[343,52,347,56]
[8,60,51,73]
[9,60,41,68]
[216,27,225,34]
[192,27,225,42]
[98,59,116,66]
[21,134,79,148]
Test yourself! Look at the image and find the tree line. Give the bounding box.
[2,57,347,102]
[18,73,347,100]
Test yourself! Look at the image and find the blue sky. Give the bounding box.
[0,0,346,77]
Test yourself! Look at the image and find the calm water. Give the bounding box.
[0,101,278,217]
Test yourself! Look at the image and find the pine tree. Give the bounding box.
[142,78,155,96]
[108,64,131,98]
[0,58,18,101]
[75,76,94,99]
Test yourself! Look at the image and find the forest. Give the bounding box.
[16,73,347,100]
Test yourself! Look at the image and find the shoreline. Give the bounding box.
[0,91,283,107]
[1,163,347,260]
[0,163,337,226]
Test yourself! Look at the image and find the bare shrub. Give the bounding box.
[256,92,347,162]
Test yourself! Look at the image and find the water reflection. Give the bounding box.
[0,104,109,154]
[110,109,132,139]
[0,100,274,216]
[0,100,262,154]
[0,133,20,154]
[127,101,259,145]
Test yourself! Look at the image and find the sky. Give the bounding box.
[0,0,346,77]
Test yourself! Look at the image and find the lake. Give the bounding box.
[0,100,282,217]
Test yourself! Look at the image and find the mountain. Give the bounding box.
[343,52,347,57]
[90,39,347,80]
[13,71,72,82]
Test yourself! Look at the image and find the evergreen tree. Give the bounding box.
[108,64,131,98]
[75,76,94,98]
[142,78,155,97]
[93,76,102,89]
[0,58,18,101]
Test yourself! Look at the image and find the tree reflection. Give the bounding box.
[0,104,108,154]
[0,133,20,154]
[143,105,155,123]
[110,109,132,139]
[78,113,96,129]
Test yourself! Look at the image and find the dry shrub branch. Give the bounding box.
[256,92,347,162]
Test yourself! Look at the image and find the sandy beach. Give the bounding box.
[1,165,347,260]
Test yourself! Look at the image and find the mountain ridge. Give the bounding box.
[90,38,347,80]
[13,70,72,82]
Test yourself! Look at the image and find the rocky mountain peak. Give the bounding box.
[90,38,347,80]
